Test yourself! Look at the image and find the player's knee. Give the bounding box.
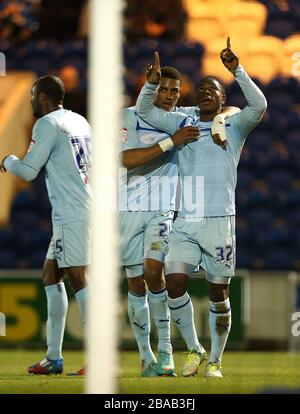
[166,274,188,298]
[128,276,146,296]
[67,267,87,293]
[144,259,164,291]
[208,282,229,302]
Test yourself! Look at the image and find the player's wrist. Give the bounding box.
[4,155,18,171]
[158,137,174,152]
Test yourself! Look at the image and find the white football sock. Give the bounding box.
[209,298,231,364]
[168,292,205,354]
[75,287,87,328]
[45,283,68,360]
[148,288,172,354]
[128,292,155,367]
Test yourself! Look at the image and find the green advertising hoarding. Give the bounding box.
[0,271,245,349]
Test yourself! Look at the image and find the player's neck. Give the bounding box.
[42,104,63,117]
[199,108,222,122]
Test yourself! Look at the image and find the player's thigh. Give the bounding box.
[200,216,236,284]
[164,218,201,276]
[144,210,173,263]
[53,220,91,269]
[119,212,144,267]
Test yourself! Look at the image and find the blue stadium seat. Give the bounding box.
[286,209,300,229]
[266,16,299,39]
[0,249,18,269]
[265,219,297,247]
[128,38,171,73]
[265,247,293,270]
[266,77,299,109]
[266,169,292,190]
[0,228,15,248]
[237,168,254,189]
[236,247,252,269]
[59,39,87,72]
[28,249,48,269]
[11,210,39,232]
[247,208,274,231]
[168,41,204,76]
[247,129,273,151]
[18,40,61,76]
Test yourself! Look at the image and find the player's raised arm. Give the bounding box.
[220,37,267,135]
[136,52,191,135]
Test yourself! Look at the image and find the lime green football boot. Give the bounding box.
[182,349,207,377]
[204,361,223,378]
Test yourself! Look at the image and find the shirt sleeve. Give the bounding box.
[136,82,192,135]
[4,117,57,181]
[120,108,138,152]
[231,65,267,141]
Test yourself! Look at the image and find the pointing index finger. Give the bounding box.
[154,51,160,68]
[227,37,231,49]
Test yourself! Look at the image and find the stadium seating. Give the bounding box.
[185,1,225,45]
[1,0,300,271]
[245,36,283,83]
[281,35,300,78]
[226,1,267,41]
[18,40,62,77]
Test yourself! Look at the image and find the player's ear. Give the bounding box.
[221,93,227,105]
[39,92,47,103]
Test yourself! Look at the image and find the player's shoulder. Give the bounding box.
[122,106,137,125]
[123,106,137,118]
[175,106,199,118]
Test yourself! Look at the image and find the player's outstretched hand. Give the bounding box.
[171,126,200,146]
[220,37,239,72]
[145,51,161,85]
[0,156,8,173]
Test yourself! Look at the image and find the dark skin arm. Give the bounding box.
[121,125,199,169]
[0,156,9,173]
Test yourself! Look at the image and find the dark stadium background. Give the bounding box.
[0,0,300,352]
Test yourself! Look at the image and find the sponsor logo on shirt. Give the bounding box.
[27,138,36,152]
[121,128,128,143]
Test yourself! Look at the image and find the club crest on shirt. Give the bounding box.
[121,128,128,143]
[140,132,165,145]
[61,126,70,135]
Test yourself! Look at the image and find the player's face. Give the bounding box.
[154,77,181,112]
[31,85,43,118]
[196,79,226,114]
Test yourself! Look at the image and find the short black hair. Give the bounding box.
[33,75,65,104]
[196,76,226,94]
[161,66,181,82]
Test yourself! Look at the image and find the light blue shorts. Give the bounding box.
[165,216,236,284]
[119,210,173,278]
[46,220,91,268]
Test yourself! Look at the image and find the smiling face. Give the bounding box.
[154,77,181,112]
[196,77,226,115]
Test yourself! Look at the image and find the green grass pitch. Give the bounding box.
[0,350,299,394]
